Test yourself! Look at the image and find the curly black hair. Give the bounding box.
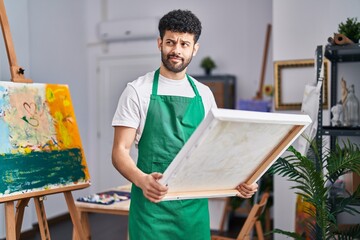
[158,9,202,43]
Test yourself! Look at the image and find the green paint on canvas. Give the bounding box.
[0,148,86,195]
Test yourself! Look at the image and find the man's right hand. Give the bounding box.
[139,172,168,203]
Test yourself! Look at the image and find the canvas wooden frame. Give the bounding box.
[159,108,311,201]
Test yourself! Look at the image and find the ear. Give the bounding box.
[157,37,162,50]
[192,42,200,57]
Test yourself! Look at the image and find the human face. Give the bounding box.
[158,31,199,74]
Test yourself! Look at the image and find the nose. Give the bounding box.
[172,43,181,55]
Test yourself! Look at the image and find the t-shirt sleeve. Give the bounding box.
[112,84,140,129]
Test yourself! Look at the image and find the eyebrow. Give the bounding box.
[181,40,191,45]
[165,38,192,45]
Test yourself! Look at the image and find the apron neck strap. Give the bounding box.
[186,74,200,96]
[152,68,200,96]
[152,69,160,95]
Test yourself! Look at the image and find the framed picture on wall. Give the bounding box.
[274,59,329,111]
[192,75,236,109]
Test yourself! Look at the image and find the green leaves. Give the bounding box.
[200,56,216,70]
[326,140,360,184]
[271,140,360,239]
[272,229,304,240]
[338,17,360,43]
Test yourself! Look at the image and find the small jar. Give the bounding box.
[344,84,360,127]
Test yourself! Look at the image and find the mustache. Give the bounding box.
[167,53,183,60]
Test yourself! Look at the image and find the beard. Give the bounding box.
[161,49,193,73]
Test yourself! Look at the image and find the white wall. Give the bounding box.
[27,0,89,220]
[86,0,274,100]
[0,1,30,82]
[0,0,88,238]
[272,0,360,238]
[28,0,88,160]
[0,1,34,237]
[0,0,272,237]
[4,0,359,238]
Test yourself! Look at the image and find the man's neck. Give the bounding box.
[159,66,186,80]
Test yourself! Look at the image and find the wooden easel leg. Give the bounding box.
[72,210,91,240]
[64,191,87,240]
[255,220,265,240]
[5,201,17,240]
[265,207,271,239]
[15,198,31,240]
[34,197,51,240]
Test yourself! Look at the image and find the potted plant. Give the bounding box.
[338,17,360,43]
[270,139,360,239]
[200,56,216,75]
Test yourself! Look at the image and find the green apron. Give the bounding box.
[129,69,210,240]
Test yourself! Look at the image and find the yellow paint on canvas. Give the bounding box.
[45,84,89,179]
[45,85,80,148]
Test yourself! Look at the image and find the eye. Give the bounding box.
[182,42,190,47]
[166,41,174,46]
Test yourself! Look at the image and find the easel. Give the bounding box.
[254,24,271,100]
[0,1,88,239]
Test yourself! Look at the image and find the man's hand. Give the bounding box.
[138,172,168,203]
[236,182,258,198]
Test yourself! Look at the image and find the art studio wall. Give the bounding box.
[84,0,273,198]
[0,1,33,236]
[0,0,359,238]
[273,0,360,238]
[0,0,89,236]
[0,0,272,236]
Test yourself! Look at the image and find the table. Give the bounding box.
[72,185,131,240]
[72,184,231,239]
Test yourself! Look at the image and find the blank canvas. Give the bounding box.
[159,108,311,201]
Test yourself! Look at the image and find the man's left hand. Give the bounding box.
[236,182,258,198]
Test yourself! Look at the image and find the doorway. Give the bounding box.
[96,53,158,190]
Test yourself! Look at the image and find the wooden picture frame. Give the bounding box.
[274,59,329,111]
[159,108,311,201]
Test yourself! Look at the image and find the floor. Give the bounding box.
[20,214,128,240]
[19,213,249,240]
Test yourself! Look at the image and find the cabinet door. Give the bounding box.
[193,75,236,109]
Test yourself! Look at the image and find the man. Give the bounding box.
[112,9,258,240]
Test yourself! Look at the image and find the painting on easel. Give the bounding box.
[0,82,90,199]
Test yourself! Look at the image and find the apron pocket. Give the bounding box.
[151,159,171,173]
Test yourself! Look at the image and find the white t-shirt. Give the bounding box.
[112,71,217,144]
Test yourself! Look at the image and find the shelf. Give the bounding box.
[317,44,360,149]
[322,126,360,136]
[317,44,360,208]
[325,44,360,62]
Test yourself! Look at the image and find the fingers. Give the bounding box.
[141,172,168,203]
[236,183,258,199]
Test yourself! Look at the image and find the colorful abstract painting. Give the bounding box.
[0,82,90,199]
